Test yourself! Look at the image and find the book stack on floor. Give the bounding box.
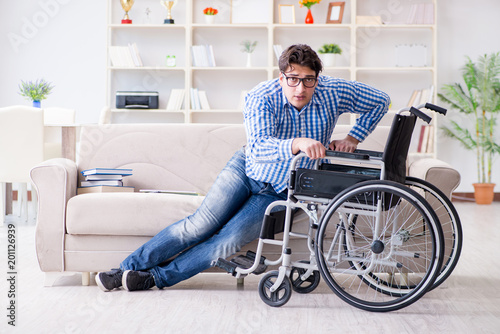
[77,168,134,195]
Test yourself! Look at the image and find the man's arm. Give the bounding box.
[337,81,391,144]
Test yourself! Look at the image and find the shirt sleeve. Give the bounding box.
[243,92,295,164]
[337,81,391,142]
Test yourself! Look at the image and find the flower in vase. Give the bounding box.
[18,78,54,102]
[203,7,218,15]
[299,0,321,9]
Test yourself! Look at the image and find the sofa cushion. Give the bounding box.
[66,193,204,236]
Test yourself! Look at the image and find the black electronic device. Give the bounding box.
[116,91,159,109]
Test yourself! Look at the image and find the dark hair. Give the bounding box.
[279,44,323,77]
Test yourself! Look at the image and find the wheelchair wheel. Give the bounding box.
[290,261,321,294]
[258,271,292,307]
[405,177,463,290]
[315,180,444,312]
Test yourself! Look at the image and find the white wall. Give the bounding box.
[0,0,107,124]
[437,0,500,191]
[1,0,499,192]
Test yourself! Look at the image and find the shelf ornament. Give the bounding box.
[18,78,54,108]
[299,0,321,24]
[203,7,218,24]
[240,40,258,67]
[161,0,177,24]
[120,0,135,24]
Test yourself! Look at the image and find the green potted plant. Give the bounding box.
[18,78,54,108]
[438,52,500,204]
[240,40,258,67]
[317,43,342,67]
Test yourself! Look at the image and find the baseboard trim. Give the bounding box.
[452,192,500,202]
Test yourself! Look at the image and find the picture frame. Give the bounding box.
[326,2,345,24]
[279,5,295,24]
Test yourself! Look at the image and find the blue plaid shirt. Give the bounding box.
[243,75,390,193]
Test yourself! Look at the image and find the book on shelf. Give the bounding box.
[273,45,283,62]
[198,90,211,110]
[166,89,185,111]
[191,45,216,67]
[109,43,143,67]
[77,186,135,195]
[407,3,434,24]
[238,90,249,110]
[81,168,133,176]
[416,124,434,153]
[189,88,211,110]
[406,86,434,107]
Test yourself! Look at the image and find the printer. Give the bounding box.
[116,91,159,109]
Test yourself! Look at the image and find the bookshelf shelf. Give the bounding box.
[106,0,438,157]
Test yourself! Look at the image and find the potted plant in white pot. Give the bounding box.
[18,78,54,108]
[438,52,500,204]
[318,43,342,67]
[240,40,257,67]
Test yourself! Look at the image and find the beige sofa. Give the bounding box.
[30,123,461,286]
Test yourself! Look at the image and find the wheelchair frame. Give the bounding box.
[213,103,462,312]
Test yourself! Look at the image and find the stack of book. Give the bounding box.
[166,89,185,111]
[189,88,211,110]
[406,86,435,107]
[78,168,134,194]
[109,43,143,67]
[191,45,216,67]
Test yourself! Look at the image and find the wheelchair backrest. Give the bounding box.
[382,114,418,184]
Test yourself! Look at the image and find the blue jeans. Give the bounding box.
[120,148,287,288]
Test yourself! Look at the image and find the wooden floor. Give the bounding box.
[1,201,499,333]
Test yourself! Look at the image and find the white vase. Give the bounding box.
[204,15,215,24]
[246,53,252,67]
[322,53,336,67]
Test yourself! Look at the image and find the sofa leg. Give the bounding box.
[82,272,90,286]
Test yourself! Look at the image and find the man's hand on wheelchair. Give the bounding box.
[329,135,359,153]
[292,138,327,159]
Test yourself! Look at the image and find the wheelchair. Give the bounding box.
[213,103,462,312]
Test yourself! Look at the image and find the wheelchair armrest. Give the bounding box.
[325,150,370,160]
[354,149,383,158]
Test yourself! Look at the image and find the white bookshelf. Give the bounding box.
[106,0,438,155]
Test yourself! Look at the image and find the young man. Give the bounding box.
[96,44,390,292]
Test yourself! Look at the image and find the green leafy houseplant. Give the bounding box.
[317,43,342,55]
[18,78,54,103]
[438,53,500,202]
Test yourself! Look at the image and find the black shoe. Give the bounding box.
[96,269,123,292]
[122,270,156,291]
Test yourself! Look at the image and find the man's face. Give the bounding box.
[279,64,318,111]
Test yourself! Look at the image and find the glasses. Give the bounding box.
[281,73,317,88]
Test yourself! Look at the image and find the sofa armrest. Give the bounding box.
[30,158,78,272]
[408,158,461,199]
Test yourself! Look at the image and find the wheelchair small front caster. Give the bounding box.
[290,262,321,294]
[258,270,292,307]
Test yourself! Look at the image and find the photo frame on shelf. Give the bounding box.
[326,2,345,24]
[279,4,295,24]
[231,0,270,24]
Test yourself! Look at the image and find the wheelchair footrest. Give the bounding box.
[212,251,267,276]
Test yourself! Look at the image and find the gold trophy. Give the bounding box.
[120,0,135,24]
[161,0,177,24]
